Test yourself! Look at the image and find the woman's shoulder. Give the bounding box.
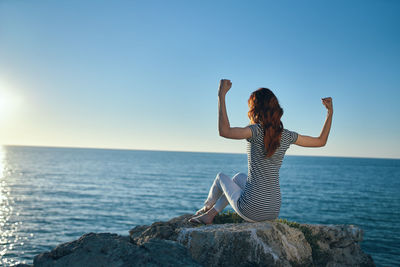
[282,128,299,144]
[247,123,263,132]
[282,128,298,134]
[246,123,263,142]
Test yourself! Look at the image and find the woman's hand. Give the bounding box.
[295,97,334,147]
[322,97,333,114]
[217,78,252,139]
[218,79,232,97]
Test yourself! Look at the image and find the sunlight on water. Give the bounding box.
[0,146,24,266]
[0,146,10,262]
[0,146,4,178]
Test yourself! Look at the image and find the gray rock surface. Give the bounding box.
[29,213,375,267]
[130,213,375,267]
[301,224,375,266]
[176,220,312,266]
[33,232,201,267]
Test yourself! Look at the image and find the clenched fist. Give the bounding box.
[322,97,333,114]
[218,79,232,97]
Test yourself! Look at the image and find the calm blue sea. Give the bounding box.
[0,146,399,266]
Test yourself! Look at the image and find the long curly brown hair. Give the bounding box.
[248,88,284,158]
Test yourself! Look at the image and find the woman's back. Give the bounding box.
[190,79,332,226]
[237,123,298,222]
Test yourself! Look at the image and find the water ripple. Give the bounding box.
[0,146,398,266]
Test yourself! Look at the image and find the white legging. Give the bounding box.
[203,172,257,223]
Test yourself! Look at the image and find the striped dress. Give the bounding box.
[237,123,298,222]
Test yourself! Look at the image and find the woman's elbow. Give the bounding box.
[219,129,228,138]
[319,138,327,147]
[219,128,233,138]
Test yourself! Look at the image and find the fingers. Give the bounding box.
[321,97,333,112]
[321,97,332,106]
[220,79,232,88]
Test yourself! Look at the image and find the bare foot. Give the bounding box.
[189,208,219,225]
[194,205,212,216]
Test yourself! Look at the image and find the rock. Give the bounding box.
[300,224,375,266]
[176,221,312,266]
[130,213,195,245]
[33,232,201,267]
[129,213,375,267]
[30,213,375,267]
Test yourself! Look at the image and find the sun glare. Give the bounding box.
[0,81,22,123]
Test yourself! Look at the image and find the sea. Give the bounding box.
[0,145,399,266]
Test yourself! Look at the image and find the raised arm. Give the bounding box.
[295,97,333,147]
[218,79,252,139]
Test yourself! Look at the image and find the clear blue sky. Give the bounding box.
[0,0,399,158]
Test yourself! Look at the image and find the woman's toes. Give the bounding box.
[189,215,204,224]
[199,214,213,224]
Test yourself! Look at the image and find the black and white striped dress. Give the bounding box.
[237,123,298,222]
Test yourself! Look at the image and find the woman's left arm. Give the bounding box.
[218,79,252,140]
[294,97,333,147]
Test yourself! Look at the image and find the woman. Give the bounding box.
[189,79,333,225]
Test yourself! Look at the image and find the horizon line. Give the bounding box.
[2,143,399,160]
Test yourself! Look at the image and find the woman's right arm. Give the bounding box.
[295,97,333,147]
[218,79,253,140]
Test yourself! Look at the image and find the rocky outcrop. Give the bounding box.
[177,219,313,266]
[301,223,374,266]
[33,232,201,267]
[30,213,375,267]
[131,214,374,267]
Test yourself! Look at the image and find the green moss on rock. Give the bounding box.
[276,218,333,266]
[214,210,245,224]
[192,213,348,266]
